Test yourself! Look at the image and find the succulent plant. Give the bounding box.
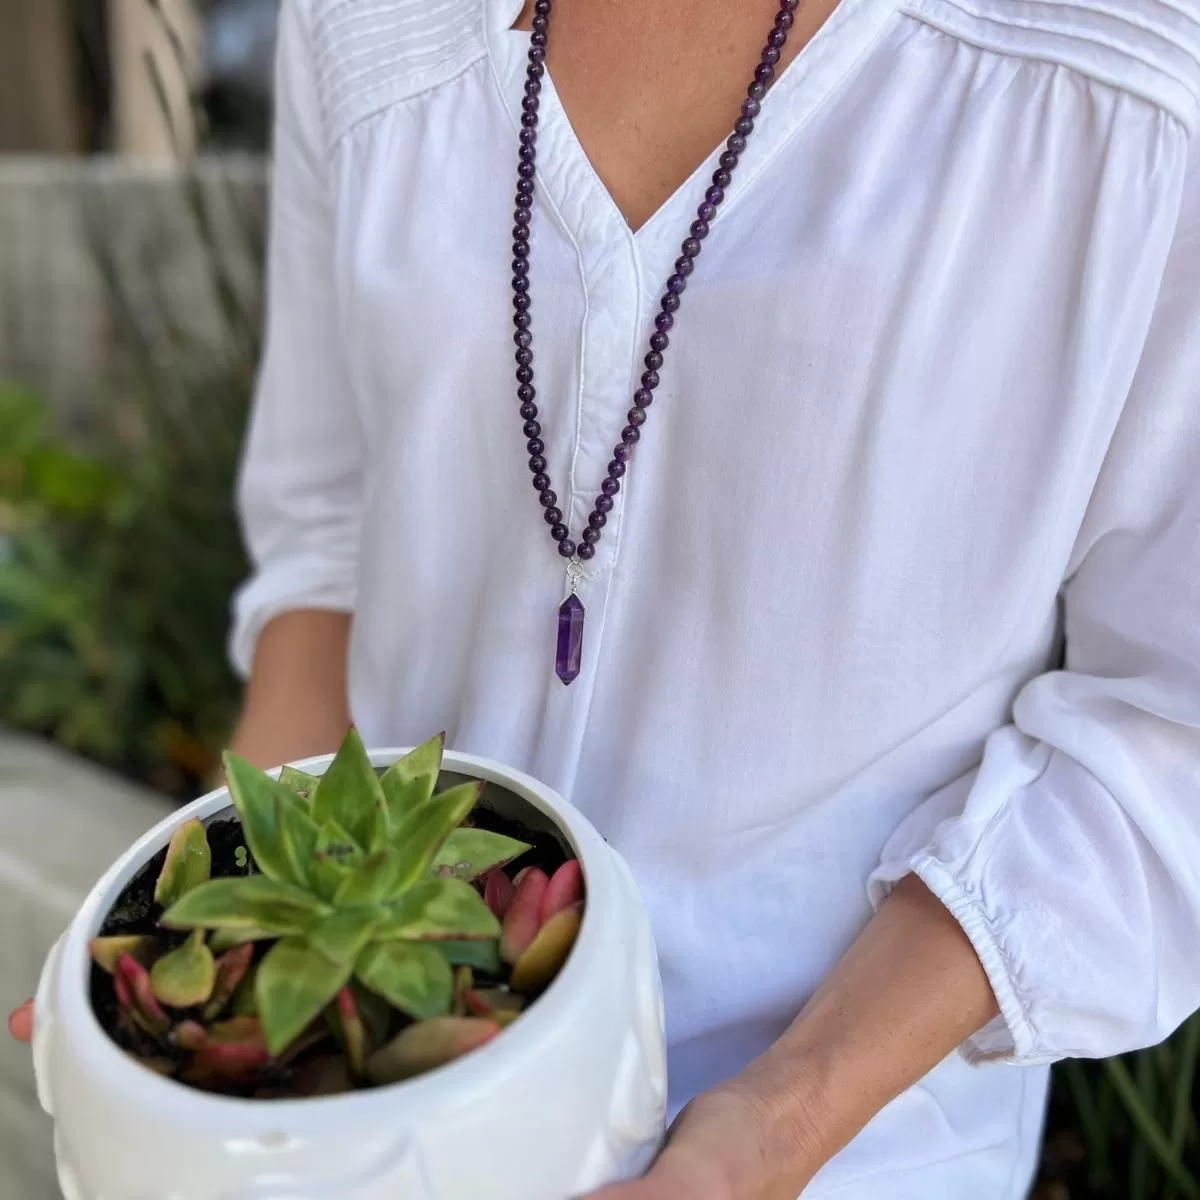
[89,728,586,1096]
[158,730,530,1056]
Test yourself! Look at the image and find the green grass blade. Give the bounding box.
[1063,1060,1114,1190]
[1105,1055,1200,1200]
[1165,1018,1200,1200]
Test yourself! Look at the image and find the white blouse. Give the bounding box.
[233,1,1200,1195]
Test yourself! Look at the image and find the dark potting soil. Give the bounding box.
[92,784,571,1095]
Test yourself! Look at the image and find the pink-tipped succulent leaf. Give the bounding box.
[539,860,583,926]
[334,987,367,1076]
[202,943,255,1021]
[173,1020,209,1051]
[154,819,213,908]
[510,905,582,995]
[499,867,550,965]
[483,869,516,921]
[89,935,158,974]
[115,953,170,1035]
[463,987,526,1027]
[365,1017,501,1085]
[150,931,217,1009]
[186,1016,271,1083]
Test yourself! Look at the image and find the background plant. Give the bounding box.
[0,135,260,793]
[1035,1022,1200,1199]
[0,361,250,793]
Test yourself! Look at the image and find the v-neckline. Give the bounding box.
[485,0,899,256]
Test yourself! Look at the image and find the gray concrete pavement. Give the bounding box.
[0,733,172,1199]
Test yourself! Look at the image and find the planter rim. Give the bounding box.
[59,745,611,1118]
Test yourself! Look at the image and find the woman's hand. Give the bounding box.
[589,1082,821,1200]
[592,876,998,1200]
[8,1000,33,1042]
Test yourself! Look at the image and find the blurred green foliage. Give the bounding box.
[1037,1024,1200,1199]
[0,374,249,795]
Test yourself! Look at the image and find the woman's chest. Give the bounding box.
[332,20,1179,794]
[510,0,840,231]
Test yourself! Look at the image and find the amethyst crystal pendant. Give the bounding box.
[556,594,585,685]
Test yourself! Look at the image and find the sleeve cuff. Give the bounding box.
[229,562,356,678]
[868,854,1048,1065]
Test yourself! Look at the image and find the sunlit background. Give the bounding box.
[0,4,1195,1197]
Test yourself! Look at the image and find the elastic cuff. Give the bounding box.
[870,854,1044,1065]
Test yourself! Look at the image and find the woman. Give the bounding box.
[13,0,1200,1194]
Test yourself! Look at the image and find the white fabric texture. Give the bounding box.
[234,1,1200,1195]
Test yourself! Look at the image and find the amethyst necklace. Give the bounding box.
[511,0,801,684]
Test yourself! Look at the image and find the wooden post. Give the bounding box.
[109,0,202,159]
[0,0,81,152]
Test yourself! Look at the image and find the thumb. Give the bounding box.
[8,1000,33,1043]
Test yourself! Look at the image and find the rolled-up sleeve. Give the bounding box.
[870,155,1200,1065]
[229,0,364,676]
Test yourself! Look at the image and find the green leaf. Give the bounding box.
[223,752,318,886]
[275,795,319,889]
[1165,1017,1200,1200]
[439,939,503,975]
[431,828,530,881]
[355,941,453,1020]
[334,848,407,907]
[379,734,445,828]
[153,819,212,907]
[310,817,364,901]
[160,875,329,935]
[374,879,502,942]
[308,908,380,966]
[310,729,387,853]
[390,782,483,892]
[278,764,319,802]
[1105,1056,1200,1200]
[210,926,276,954]
[255,937,354,1057]
[149,930,216,1008]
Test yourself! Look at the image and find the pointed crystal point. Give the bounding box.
[556,595,585,686]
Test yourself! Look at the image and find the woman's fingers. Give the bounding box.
[7,1000,33,1042]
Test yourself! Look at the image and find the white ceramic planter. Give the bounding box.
[33,748,668,1200]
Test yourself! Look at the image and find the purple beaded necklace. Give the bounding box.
[511,0,801,684]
